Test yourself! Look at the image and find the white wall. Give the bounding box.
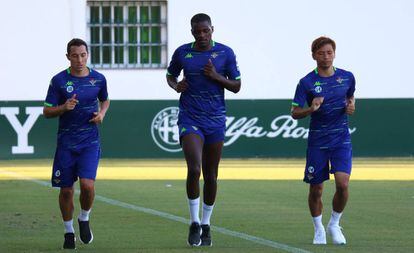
[0,0,413,101]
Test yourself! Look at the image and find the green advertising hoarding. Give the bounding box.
[0,99,412,159]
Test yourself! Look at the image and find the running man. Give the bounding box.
[43,38,110,249]
[291,36,355,245]
[166,13,241,247]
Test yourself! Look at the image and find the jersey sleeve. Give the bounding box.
[98,75,109,101]
[225,47,241,80]
[166,48,182,77]
[347,72,356,98]
[44,77,60,107]
[292,80,307,108]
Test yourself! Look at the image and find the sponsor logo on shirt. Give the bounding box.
[314,86,322,93]
[66,86,74,93]
[184,53,193,59]
[314,81,327,86]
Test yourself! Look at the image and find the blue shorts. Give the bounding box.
[51,145,101,188]
[304,146,352,185]
[178,124,225,145]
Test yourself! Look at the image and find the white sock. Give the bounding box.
[312,215,324,230]
[328,210,342,227]
[201,202,214,225]
[188,197,200,224]
[64,219,75,233]
[78,209,91,221]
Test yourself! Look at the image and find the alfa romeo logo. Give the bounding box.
[151,107,181,152]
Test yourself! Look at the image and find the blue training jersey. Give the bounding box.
[45,68,108,149]
[167,41,241,129]
[292,67,355,148]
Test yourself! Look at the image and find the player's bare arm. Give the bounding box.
[43,94,79,118]
[345,96,355,115]
[166,75,188,93]
[89,99,110,124]
[291,97,324,119]
[204,59,241,93]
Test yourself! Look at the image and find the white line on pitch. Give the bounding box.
[0,169,312,253]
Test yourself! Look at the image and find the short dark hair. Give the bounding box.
[67,38,88,54]
[190,13,212,26]
[311,36,336,54]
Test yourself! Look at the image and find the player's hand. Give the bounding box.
[204,59,219,80]
[63,94,78,111]
[310,97,324,112]
[89,112,105,124]
[175,78,188,93]
[345,97,355,115]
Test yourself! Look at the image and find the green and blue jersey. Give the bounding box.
[167,41,241,129]
[292,67,355,148]
[45,68,108,149]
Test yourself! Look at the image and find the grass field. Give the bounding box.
[0,158,413,253]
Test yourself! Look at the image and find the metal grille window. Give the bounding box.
[87,1,167,69]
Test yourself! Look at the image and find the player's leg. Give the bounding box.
[332,172,350,213]
[79,178,95,212]
[199,140,223,247]
[180,129,204,246]
[308,183,324,217]
[304,147,330,244]
[308,183,326,244]
[199,128,225,246]
[327,146,352,245]
[59,187,75,230]
[77,145,100,244]
[60,187,76,249]
[201,141,222,206]
[52,147,77,249]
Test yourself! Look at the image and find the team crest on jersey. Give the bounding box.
[211,52,218,58]
[336,77,349,84]
[89,78,101,85]
[66,86,74,93]
[55,170,61,177]
[314,86,322,93]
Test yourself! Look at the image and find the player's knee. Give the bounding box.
[309,185,323,199]
[60,188,74,200]
[203,174,217,185]
[335,181,349,193]
[80,180,95,194]
[187,168,201,179]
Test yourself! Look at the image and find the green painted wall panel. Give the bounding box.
[0,99,412,159]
